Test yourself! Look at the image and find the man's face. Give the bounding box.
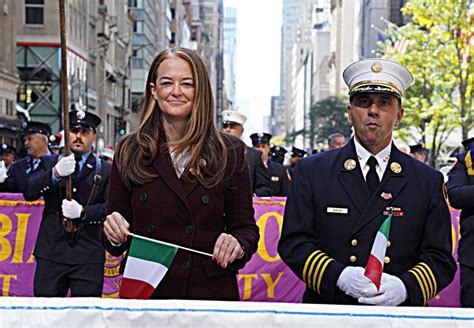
[413,152,426,162]
[290,155,300,166]
[347,93,403,154]
[3,153,15,166]
[329,136,346,149]
[254,144,270,159]
[23,133,48,158]
[70,128,96,155]
[222,122,244,138]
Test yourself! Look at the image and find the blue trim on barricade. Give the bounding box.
[1,305,473,321]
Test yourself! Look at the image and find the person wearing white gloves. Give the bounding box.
[278,59,456,306]
[0,122,51,193]
[23,110,111,297]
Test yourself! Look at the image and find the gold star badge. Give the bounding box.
[344,159,357,171]
[371,62,383,73]
[390,162,402,174]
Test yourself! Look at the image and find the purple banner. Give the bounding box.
[0,193,462,306]
[237,197,305,302]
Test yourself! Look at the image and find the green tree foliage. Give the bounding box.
[381,0,474,165]
[308,95,352,149]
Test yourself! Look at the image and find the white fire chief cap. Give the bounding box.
[343,58,413,98]
[222,110,247,126]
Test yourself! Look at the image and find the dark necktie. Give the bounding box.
[366,156,379,194]
[74,155,82,178]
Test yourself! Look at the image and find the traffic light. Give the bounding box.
[115,120,126,136]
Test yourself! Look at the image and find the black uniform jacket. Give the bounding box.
[0,156,40,192]
[268,160,290,196]
[23,153,111,264]
[447,151,474,267]
[246,146,272,196]
[278,139,456,306]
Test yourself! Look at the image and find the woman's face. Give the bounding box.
[150,56,195,122]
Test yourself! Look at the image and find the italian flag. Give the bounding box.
[364,215,392,290]
[119,235,178,299]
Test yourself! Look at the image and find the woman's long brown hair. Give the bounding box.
[115,47,228,190]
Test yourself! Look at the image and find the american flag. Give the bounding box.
[462,35,474,63]
[394,36,410,54]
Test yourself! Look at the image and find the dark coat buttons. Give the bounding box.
[139,193,148,202]
[201,195,210,204]
[182,261,190,270]
[147,224,156,233]
[185,225,194,234]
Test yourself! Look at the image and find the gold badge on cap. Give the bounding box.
[371,62,383,73]
[390,162,402,174]
[76,110,86,120]
[344,159,357,171]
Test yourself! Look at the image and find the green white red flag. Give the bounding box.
[119,235,178,299]
[364,214,392,290]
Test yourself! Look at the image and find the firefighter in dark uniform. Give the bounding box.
[409,143,429,164]
[0,122,52,192]
[0,144,17,169]
[447,136,474,307]
[278,59,456,306]
[286,146,306,179]
[221,110,272,196]
[269,145,287,165]
[23,110,111,297]
[250,132,290,196]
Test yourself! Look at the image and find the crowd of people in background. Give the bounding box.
[0,49,473,308]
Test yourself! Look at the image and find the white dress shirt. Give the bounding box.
[354,138,392,182]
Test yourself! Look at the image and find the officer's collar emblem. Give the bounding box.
[344,159,357,171]
[390,162,402,174]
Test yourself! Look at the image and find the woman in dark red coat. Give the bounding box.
[102,47,259,300]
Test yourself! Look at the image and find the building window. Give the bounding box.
[25,0,44,25]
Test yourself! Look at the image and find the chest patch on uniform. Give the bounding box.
[327,207,348,214]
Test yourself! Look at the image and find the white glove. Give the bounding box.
[336,266,378,299]
[62,199,83,219]
[358,272,408,306]
[55,154,76,177]
[0,161,8,184]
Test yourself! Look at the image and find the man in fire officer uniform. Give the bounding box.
[250,132,290,196]
[447,136,474,307]
[0,121,52,193]
[221,110,272,196]
[278,59,456,306]
[23,110,111,297]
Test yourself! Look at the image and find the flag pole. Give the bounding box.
[59,0,79,233]
[129,233,213,257]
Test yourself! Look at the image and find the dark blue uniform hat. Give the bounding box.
[462,137,474,151]
[69,110,102,132]
[269,145,287,157]
[0,144,16,155]
[250,132,272,146]
[49,132,63,149]
[290,146,306,158]
[409,144,424,154]
[20,121,51,137]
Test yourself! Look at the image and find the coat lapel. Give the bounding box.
[352,146,407,235]
[152,147,189,206]
[74,153,95,183]
[338,140,370,213]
